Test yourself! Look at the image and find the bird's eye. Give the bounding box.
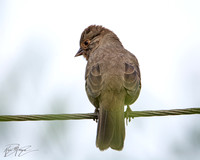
[82,39,90,48]
[84,40,89,46]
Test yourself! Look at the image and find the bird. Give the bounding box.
[75,25,141,151]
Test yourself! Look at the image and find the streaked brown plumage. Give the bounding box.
[75,25,141,151]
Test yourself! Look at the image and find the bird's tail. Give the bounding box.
[96,106,125,151]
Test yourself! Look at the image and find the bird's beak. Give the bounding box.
[75,48,83,57]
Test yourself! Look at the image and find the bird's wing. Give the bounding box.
[85,63,102,108]
[123,52,141,105]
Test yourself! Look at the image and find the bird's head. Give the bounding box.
[75,25,112,60]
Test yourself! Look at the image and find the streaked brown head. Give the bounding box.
[75,25,111,60]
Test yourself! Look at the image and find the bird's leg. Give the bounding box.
[93,108,99,122]
[125,105,133,125]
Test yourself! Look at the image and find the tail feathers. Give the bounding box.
[96,107,125,151]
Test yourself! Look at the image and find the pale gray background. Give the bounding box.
[0,0,200,160]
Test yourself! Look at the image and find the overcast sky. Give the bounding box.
[0,0,200,160]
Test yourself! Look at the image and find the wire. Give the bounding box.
[0,107,199,122]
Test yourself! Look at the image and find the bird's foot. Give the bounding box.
[125,105,133,125]
[93,108,99,122]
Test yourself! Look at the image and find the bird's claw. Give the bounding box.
[93,108,99,122]
[125,105,133,125]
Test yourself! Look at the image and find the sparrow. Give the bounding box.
[75,25,141,151]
